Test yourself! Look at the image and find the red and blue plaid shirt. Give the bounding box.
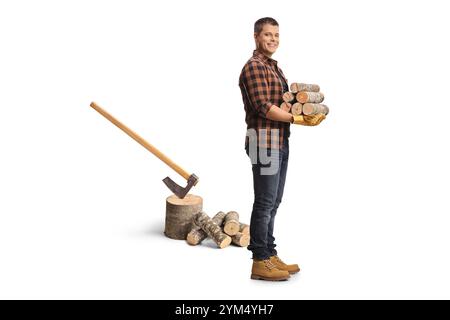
[239,50,290,150]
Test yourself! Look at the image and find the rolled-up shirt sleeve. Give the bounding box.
[242,61,273,117]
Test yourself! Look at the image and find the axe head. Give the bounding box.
[163,174,199,199]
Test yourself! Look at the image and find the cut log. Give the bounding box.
[239,223,250,235]
[282,92,296,103]
[280,102,292,113]
[186,211,226,246]
[296,92,324,104]
[194,211,231,248]
[231,232,250,247]
[164,194,203,240]
[223,211,240,236]
[291,103,303,116]
[290,83,320,93]
[303,103,329,115]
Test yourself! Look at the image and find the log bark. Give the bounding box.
[296,92,324,104]
[290,83,320,93]
[186,211,226,245]
[194,211,231,248]
[164,194,203,240]
[239,223,250,235]
[291,103,303,116]
[223,211,240,236]
[231,232,250,247]
[282,92,296,103]
[280,102,292,113]
[302,103,329,115]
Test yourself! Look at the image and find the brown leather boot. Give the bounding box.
[269,255,301,274]
[250,259,290,281]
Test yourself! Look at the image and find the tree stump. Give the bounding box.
[291,103,303,116]
[296,92,324,104]
[290,83,320,93]
[224,211,240,236]
[302,103,329,115]
[194,211,231,248]
[186,211,226,246]
[232,232,250,247]
[164,194,203,240]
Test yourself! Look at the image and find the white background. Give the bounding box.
[1,0,449,299]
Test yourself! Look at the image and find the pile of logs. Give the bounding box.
[187,211,250,249]
[281,82,329,116]
[163,195,249,249]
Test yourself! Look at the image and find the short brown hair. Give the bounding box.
[254,17,279,35]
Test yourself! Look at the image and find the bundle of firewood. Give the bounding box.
[281,82,329,116]
[164,195,249,249]
[186,211,250,249]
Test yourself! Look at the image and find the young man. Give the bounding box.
[239,17,326,281]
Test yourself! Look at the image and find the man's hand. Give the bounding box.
[292,113,326,126]
[304,113,326,126]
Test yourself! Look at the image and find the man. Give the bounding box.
[239,17,326,281]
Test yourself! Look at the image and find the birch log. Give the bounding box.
[296,92,325,104]
[223,211,240,236]
[194,211,231,248]
[164,194,202,240]
[239,223,250,235]
[231,232,250,247]
[186,211,226,245]
[280,102,292,113]
[302,103,329,115]
[290,83,320,93]
[291,103,303,116]
[282,92,296,103]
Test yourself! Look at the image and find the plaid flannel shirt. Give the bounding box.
[239,50,290,150]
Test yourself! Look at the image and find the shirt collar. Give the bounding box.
[253,50,277,66]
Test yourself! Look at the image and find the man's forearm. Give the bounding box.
[265,105,293,123]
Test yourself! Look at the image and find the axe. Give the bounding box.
[90,102,199,199]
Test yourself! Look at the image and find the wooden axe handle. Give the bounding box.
[90,102,191,181]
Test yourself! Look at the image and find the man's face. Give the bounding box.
[254,24,279,56]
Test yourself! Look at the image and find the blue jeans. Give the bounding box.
[245,140,289,260]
